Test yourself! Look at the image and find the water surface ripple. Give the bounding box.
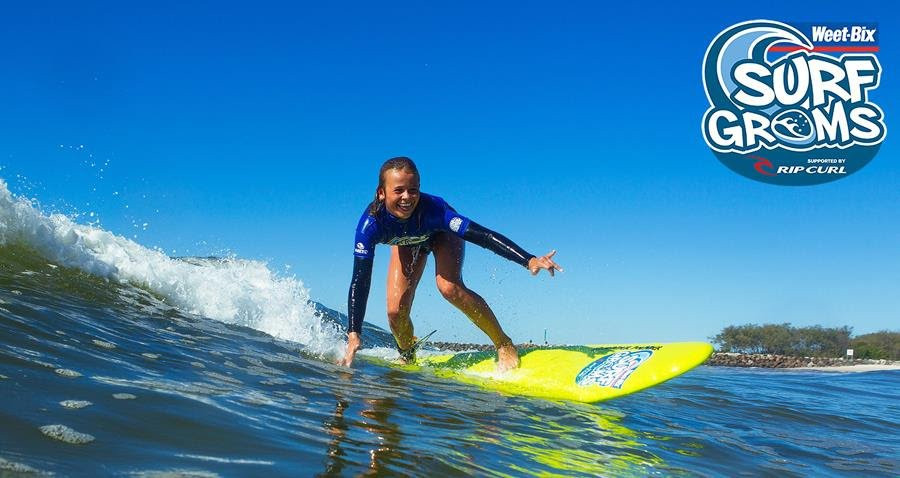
[1,246,897,477]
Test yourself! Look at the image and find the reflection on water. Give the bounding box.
[322,398,349,476]
[317,367,660,477]
[322,384,405,475]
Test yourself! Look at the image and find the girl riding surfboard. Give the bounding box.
[339,157,562,371]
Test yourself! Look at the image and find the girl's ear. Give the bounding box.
[377,187,385,202]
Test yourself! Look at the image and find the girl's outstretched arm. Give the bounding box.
[462,222,563,276]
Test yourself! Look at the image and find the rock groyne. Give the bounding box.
[705,353,895,368]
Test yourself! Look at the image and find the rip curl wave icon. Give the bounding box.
[771,109,814,144]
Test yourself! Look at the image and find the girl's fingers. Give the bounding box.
[530,252,563,276]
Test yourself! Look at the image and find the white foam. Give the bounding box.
[0,179,344,358]
[55,368,82,378]
[358,346,447,362]
[0,457,43,474]
[39,424,95,444]
[60,400,93,409]
[176,454,274,466]
[129,469,220,478]
[92,339,117,349]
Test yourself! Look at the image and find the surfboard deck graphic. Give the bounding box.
[370,342,713,403]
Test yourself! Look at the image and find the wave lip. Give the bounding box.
[0,178,344,357]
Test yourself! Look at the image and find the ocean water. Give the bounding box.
[1,180,898,477]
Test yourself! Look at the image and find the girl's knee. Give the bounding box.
[436,277,466,302]
[387,302,413,323]
[386,306,402,323]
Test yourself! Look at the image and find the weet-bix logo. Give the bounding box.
[810,25,877,43]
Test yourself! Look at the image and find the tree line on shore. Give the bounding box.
[711,323,899,360]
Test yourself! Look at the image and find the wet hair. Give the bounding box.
[370,156,419,215]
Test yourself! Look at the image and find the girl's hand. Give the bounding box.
[528,250,564,277]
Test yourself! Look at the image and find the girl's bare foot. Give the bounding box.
[496,343,520,372]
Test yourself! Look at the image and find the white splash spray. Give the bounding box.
[0,178,344,357]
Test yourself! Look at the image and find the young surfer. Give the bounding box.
[339,157,562,371]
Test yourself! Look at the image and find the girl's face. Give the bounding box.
[378,168,420,219]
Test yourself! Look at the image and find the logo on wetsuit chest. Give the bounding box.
[387,235,430,246]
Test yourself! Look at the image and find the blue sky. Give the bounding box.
[2,2,897,345]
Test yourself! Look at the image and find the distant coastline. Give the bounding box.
[430,342,899,371]
[705,352,899,371]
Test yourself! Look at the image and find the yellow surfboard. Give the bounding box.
[385,342,712,403]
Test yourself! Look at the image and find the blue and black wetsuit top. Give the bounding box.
[347,192,535,334]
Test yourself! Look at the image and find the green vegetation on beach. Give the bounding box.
[851,331,900,360]
[712,323,899,360]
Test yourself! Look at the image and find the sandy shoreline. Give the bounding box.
[785,363,900,372]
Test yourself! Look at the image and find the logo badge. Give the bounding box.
[449,217,463,233]
[702,20,885,185]
[575,350,652,389]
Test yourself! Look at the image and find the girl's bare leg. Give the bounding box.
[432,233,520,371]
[386,244,427,356]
